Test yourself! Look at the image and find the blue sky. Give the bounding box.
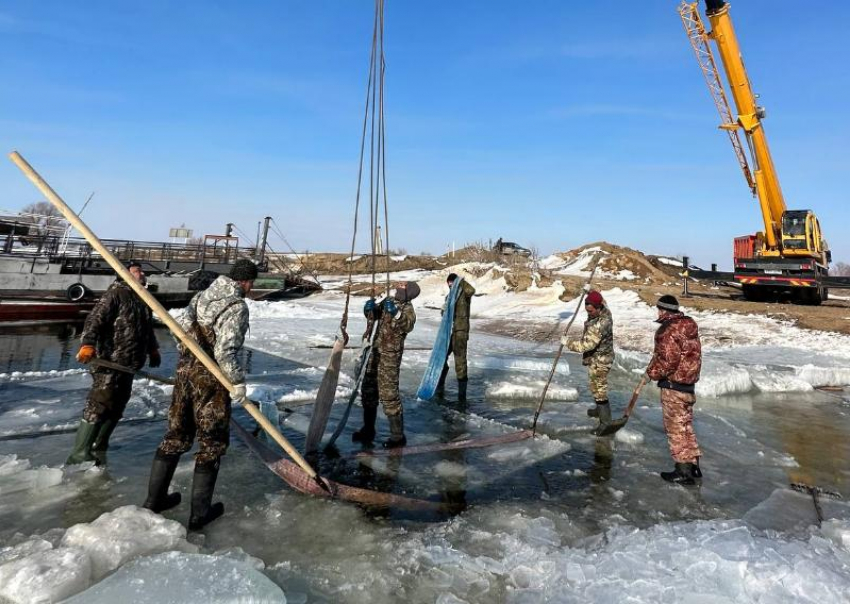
[1,1,848,268]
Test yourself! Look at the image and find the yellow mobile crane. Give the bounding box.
[679,0,833,304]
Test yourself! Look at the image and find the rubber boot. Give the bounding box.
[587,399,609,418]
[457,379,468,402]
[143,452,182,513]
[596,401,612,426]
[435,364,450,398]
[352,405,378,444]
[383,414,407,449]
[188,460,225,531]
[660,462,697,486]
[65,420,100,465]
[692,458,703,484]
[91,419,119,466]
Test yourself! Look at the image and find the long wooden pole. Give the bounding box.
[9,151,323,484]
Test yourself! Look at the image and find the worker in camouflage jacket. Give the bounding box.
[436,273,476,401]
[67,261,160,466]
[646,294,703,486]
[353,281,419,448]
[562,289,614,428]
[143,259,257,530]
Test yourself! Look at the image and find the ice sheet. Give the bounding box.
[63,551,287,604]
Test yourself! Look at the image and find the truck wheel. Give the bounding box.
[742,285,762,302]
[798,287,822,306]
[66,283,89,302]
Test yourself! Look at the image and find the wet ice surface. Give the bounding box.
[1,277,850,602]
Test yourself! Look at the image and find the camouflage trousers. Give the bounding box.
[660,388,701,463]
[588,363,611,403]
[83,368,134,423]
[443,331,469,381]
[361,349,403,417]
[157,356,231,465]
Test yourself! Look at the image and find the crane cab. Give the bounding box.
[780,210,829,264]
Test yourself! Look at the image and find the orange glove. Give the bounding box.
[76,345,96,364]
[149,349,161,368]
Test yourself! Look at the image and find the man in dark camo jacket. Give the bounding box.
[67,261,160,466]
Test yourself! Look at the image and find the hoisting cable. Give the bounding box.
[378,0,392,296]
[304,0,385,456]
[323,0,388,451]
[340,0,380,340]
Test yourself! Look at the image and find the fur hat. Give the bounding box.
[586,290,604,308]
[657,294,680,313]
[447,273,459,283]
[229,259,259,281]
[394,281,421,302]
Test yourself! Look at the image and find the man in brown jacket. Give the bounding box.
[646,295,703,485]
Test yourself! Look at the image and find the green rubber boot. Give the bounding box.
[91,419,119,466]
[65,420,100,465]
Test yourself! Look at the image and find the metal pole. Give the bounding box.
[258,216,271,268]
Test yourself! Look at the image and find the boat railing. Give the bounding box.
[2,230,258,270]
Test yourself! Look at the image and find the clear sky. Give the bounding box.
[1,1,847,268]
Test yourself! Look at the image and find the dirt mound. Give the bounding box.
[549,241,681,283]
[268,252,443,275]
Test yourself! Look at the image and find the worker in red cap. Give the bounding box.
[561,288,614,428]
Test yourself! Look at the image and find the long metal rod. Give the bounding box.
[9,151,323,484]
[531,255,602,435]
[91,358,175,385]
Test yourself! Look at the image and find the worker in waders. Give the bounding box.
[646,295,703,485]
[143,259,257,530]
[435,273,476,401]
[353,281,419,448]
[562,290,614,429]
[67,261,160,466]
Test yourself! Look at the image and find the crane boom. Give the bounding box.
[701,0,788,250]
[678,2,755,195]
[678,0,831,304]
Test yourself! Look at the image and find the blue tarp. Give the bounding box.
[417,278,462,400]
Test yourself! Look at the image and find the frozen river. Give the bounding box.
[1,274,849,602]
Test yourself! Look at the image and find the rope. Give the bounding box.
[378,0,391,295]
[340,0,382,339]
[339,0,392,338]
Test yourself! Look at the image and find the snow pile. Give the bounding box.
[539,255,568,270]
[63,551,287,604]
[0,506,196,604]
[0,454,63,496]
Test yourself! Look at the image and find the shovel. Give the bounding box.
[594,375,648,437]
